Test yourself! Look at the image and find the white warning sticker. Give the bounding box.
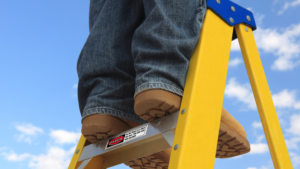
[105,125,148,149]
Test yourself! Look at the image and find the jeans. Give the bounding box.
[77,0,207,124]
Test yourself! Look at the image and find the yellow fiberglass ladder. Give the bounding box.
[68,0,293,168]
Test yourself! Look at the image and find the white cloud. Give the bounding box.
[252,121,265,143]
[1,151,32,161]
[225,79,300,111]
[247,161,273,169]
[295,102,300,109]
[231,39,240,51]
[0,147,7,151]
[285,137,300,149]
[252,121,263,129]
[290,152,300,167]
[278,0,300,15]
[256,135,265,143]
[229,57,243,67]
[225,78,256,110]
[1,146,75,169]
[16,124,43,135]
[250,143,269,154]
[2,128,80,169]
[259,165,272,169]
[15,124,43,144]
[50,130,81,144]
[254,13,265,27]
[73,84,78,89]
[286,114,300,136]
[272,89,300,109]
[28,146,75,169]
[73,84,78,97]
[254,23,300,71]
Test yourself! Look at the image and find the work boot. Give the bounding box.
[82,114,170,168]
[124,89,250,169]
[82,114,141,144]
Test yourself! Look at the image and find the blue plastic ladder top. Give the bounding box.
[207,0,257,31]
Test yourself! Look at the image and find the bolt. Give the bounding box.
[245,27,249,32]
[216,0,220,4]
[231,6,235,12]
[155,120,161,126]
[76,149,80,154]
[230,18,234,23]
[174,144,179,150]
[181,109,186,115]
[247,15,251,21]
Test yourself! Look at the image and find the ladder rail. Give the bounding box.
[168,9,234,169]
[236,24,293,169]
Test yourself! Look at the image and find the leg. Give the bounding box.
[77,0,146,124]
[132,0,207,98]
[132,0,207,121]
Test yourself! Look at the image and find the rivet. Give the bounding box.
[216,0,220,4]
[155,120,161,126]
[174,144,179,150]
[230,18,234,23]
[231,6,235,12]
[247,15,251,21]
[76,149,80,154]
[245,27,249,32]
[181,109,186,115]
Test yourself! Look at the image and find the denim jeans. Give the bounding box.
[77,0,207,124]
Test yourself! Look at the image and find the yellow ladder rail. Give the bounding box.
[236,24,293,168]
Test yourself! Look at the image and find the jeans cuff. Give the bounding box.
[134,82,183,98]
[82,107,147,124]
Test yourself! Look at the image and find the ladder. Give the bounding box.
[69,0,293,168]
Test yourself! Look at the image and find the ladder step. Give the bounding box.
[78,111,179,168]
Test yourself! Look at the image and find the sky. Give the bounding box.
[0,0,300,169]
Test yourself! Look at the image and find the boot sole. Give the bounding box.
[124,150,170,169]
[134,90,182,122]
[134,94,250,160]
[125,121,251,169]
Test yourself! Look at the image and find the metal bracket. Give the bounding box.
[207,0,257,40]
[161,131,175,147]
[207,0,256,30]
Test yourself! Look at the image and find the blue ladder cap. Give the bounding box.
[207,0,257,31]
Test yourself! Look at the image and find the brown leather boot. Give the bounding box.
[82,114,141,143]
[123,89,250,169]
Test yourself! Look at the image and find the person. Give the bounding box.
[77,0,250,168]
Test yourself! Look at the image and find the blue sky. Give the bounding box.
[0,0,299,169]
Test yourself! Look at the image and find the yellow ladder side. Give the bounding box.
[169,9,233,169]
[69,135,87,169]
[69,135,105,169]
[236,24,293,169]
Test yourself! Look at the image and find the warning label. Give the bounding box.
[105,125,148,149]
